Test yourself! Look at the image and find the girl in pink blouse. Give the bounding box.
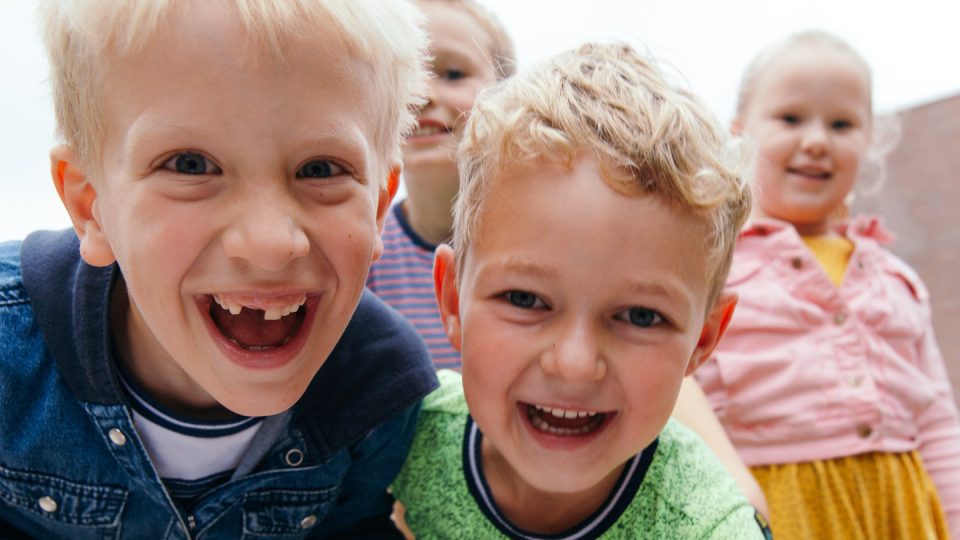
[695,31,960,539]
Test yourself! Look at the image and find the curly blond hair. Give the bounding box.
[454,42,751,306]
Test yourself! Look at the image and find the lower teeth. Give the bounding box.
[228,335,293,351]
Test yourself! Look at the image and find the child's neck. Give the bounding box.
[791,220,835,237]
[402,194,454,246]
[482,438,623,534]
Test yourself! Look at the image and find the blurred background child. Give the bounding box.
[366,0,516,371]
[695,30,960,539]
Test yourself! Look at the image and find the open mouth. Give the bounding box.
[524,403,612,436]
[207,293,308,351]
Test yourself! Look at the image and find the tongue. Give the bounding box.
[545,416,592,429]
[211,305,300,348]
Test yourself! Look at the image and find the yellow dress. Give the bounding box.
[752,236,950,539]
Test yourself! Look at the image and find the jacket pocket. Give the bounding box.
[241,486,339,539]
[713,342,837,428]
[0,464,126,538]
[867,262,925,339]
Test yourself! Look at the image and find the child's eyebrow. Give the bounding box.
[620,278,695,310]
[432,41,490,68]
[475,259,558,281]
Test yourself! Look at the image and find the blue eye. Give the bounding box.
[619,307,663,328]
[296,160,345,179]
[163,152,221,175]
[504,290,542,309]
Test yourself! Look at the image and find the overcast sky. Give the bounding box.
[3,0,959,240]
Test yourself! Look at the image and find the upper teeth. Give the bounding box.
[533,404,599,419]
[413,125,444,136]
[212,294,307,321]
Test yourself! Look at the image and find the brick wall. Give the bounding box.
[852,93,960,410]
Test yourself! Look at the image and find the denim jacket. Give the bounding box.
[0,230,438,539]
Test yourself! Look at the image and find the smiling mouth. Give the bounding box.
[207,294,307,351]
[524,403,610,436]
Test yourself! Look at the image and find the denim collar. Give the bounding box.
[21,229,437,459]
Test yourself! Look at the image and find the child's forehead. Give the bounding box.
[474,157,708,255]
[763,45,870,88]
[421,0,505,64]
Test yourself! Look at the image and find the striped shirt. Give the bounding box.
[368,202,461,369]
[118,369,263,508]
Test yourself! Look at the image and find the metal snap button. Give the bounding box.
[847,375,864,388]
[833,312,847,326]
[790,257,803,269]
[300,515,317,529]
[38,496,58,513]
[108,428,127,446]
[285,448,304,467]
[856,424,873,438]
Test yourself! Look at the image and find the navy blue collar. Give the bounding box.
[462,415,657,540]
[393,200,441,252]
[21,229,438,459]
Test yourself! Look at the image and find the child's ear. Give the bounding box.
[685,292,738,376]
[50,145,115,267]
[433,244,462,352]
[371,165,401,262]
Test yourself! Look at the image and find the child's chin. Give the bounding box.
[212,383,306,418]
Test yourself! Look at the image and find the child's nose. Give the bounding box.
[220,195,310,272]
[539,321,607,381]
[422,78,440,109]
[800,120,829,156]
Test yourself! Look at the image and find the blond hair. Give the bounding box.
[735,30,872,118]
[39,0,430,173]
[455,42,751,306]
[421,0,516,80]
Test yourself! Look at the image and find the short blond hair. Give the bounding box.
[455,42,751,306]
[420,0,516,80]
[39,0,430,173]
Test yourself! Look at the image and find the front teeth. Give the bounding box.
[533,404,599,419]
[413,125,445,136]
[213,295,244,315]
[213,294,307,320]
[262,298,306,321]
